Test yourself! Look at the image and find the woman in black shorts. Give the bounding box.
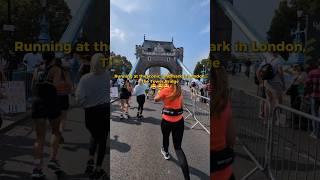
[31,52,63,179]
[54,58,72,143]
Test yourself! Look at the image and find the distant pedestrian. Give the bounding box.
[245,60,252,78]
[305,60,320,138]
[119,78,131,119]
[79,55,91,78]
[132,79,147,118]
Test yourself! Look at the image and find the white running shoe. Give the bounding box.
[161,148,170,160]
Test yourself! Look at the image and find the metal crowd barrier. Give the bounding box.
[183,88,210,134]
[3,69,33,100]
[268,104,320,180]
[230,87,271,179]
[231,87,320,180]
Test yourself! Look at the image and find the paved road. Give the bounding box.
[110,98,210,180]
[0,106,110,180]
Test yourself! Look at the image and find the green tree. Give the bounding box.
[0,0,71,49]
[193,57,210,76]
[267,1,296,60]
[268,0,320,63]
[110,53,132,75]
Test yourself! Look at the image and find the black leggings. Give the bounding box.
[137,94,146,114]
[85,103,109,166]
[161,119,190,180]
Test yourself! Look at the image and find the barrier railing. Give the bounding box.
[230,87,271,179]
[268,105,320,180]
[231,87,320,180]
[2,69,32,100]
[183,89,210,134]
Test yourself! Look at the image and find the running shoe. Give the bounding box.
[125,113,130,119]
[85,159,95,175]
[136,112,140,117]
[92,169,107,179]
[48,159,61,171]
[31,168,45,179]
[161,148,171,160]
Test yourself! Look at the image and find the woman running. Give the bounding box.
[119,78,131,119]
[76,53,110,179]
[31,52,63,179]
[132,79,147,118]
[54,58,72,144]
[211,64,236,180]
[154,78,190,180]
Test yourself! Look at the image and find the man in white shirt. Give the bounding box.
[23,52,43,72]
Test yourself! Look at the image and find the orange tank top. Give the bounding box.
[158,87,183,122]
[211,101,232,180]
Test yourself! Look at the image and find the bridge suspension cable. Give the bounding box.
[56,0,93,58]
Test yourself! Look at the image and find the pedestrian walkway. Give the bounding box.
[0,107,110,180]
[110,98,209,180]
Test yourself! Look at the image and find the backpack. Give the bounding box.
[33,65,57,99]
[260,59,275,80]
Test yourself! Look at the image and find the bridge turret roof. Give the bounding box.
[142,39,175,49]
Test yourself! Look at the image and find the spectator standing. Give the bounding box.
[305,61,320,138]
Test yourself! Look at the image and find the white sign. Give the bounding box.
[0,81,26,113]
[3,24,15,32]
[110,87,119,98]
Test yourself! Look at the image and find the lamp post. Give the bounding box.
[38,0,50,43]
[296,9,308,65]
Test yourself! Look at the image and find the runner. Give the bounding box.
[127,79,133,107]
[75,53,110,179]
[154,77,190,180]
[211,63,236,180]
[54,58,72,144]
[119,78,131,119]
[31,52,63,179]
[132,79,147,118]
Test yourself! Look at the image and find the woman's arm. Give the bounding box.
[154,93,162,102]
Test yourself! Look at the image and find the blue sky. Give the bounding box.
[110,0,210,73]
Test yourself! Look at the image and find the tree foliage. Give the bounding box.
[267,1,296,60]
[0,0,71,49]
[267,0,320,62]
[193,57,210,75]
[110,52,132,75]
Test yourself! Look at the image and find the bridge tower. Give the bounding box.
[134,37,183,76]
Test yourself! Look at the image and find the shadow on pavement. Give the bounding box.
[110,135,131,153]
[170,156,209,179]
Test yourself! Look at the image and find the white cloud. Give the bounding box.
[111,28,126,41]
[200,23,210,34]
